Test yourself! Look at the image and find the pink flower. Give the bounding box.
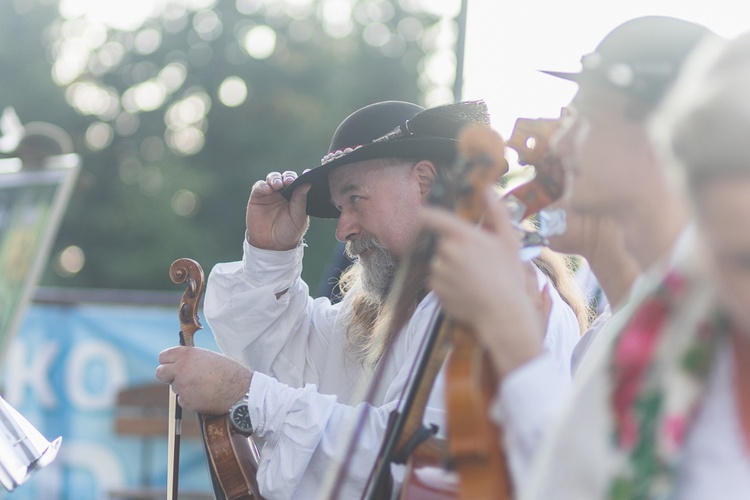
[663,271,686,296]
[611,297,670,449]
[662,415,687,455]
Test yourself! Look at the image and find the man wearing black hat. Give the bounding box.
[156,100,581,498]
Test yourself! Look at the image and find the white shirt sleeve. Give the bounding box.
[487,266,579,490]
[206,241,446,499]
[489,353,569,488]
[204,239,339,388]
[245,298,446,500]
[248,371,405,499]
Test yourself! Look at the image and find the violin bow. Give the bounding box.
[167,258,205,500]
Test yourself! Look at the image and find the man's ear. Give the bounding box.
[412,160,438,202]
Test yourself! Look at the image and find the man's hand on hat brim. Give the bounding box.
[246,170,311,251]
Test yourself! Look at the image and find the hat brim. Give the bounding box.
[540,69,582,83]
[280,136,459,219]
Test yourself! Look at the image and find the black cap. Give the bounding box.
[280,100,490,219]
[542,16,716,104]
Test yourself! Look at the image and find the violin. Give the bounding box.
[441,117,567,500]
[441,127,512,500]
[168,258,263,500]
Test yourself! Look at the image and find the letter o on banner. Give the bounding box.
[66,341,127,410]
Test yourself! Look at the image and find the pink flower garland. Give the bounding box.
[611,297,671,449]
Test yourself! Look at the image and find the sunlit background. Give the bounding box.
[2,0,748,291]
[44,0,750,149]
[463,1,750,139]
[49,0,459,155]
[3,2,750,498]
[8,0,465,290]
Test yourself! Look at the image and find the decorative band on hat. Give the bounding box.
[320,145,363,165]
[372,119,413,144]
[319,118,416,165]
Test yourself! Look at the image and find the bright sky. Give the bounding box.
[462,0,750,139]
[51,0,750,150]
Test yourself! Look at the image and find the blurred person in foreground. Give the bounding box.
[526,28,750,499]
[547,17,719,368]
[421,15,720,495]
[156,100,582,498]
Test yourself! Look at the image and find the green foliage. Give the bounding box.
[5,0,444,291]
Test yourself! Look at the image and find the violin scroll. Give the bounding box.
[506,117,560,167]
[504,116,566,220]
[453,125,509,221]
[169,258,205,347]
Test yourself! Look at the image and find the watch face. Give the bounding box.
[230,403,253,435]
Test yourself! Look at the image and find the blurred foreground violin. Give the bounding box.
[438,116,570,500]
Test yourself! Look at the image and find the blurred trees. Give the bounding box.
[2,0,457,291]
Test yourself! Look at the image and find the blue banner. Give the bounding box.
[0,299,220,499]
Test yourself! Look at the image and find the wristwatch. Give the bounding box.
[228,396,253,436]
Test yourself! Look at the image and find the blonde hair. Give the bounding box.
[521,216,590,333]
[533,249,591,334]
[337,259,428,365]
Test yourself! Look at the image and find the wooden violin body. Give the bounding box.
[441,128,512,500]
[199,413,261,499]
[169,258,263,500]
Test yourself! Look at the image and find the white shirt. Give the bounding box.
[204,239,580,499]
[490,353,570,488]
[510,331,750,500]
[490,229,696,491]
[673,339,750,500]
[514,228,750,499]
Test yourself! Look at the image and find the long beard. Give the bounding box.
[339,237,400,363]
[345,237,399,302]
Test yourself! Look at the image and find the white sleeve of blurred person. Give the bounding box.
[488,264,580,489]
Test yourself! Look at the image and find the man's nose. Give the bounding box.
[335,211,359,242]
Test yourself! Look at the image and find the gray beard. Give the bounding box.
[345,237,399,302]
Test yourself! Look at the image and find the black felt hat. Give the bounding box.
[542,16,716,104]
[280,100,490,219]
